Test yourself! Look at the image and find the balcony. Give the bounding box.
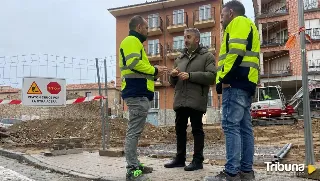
[146,43,163,62]
[305,27,320,41]
[155,77,162,86]
[193,7,215,29]
[304,0,319,11]
[261,66,292,78]
[260,51,292,78]
[166,12,188,33]
[147,16,163,36]
[261,21,288,48]
[261,38,287,47]
[166,42,183,59]
[154,74,170,87]
[258,0,289,18]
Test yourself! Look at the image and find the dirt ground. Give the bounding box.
[1,117,319,164]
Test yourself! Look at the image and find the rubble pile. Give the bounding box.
[5,117,178,148]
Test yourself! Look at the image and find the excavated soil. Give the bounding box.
[3,117,176,148]
[0,112,319,164]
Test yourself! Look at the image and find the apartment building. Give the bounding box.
[253,0,320,99]
[108,0,222,126]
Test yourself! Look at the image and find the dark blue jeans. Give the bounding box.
[221,87,254,175]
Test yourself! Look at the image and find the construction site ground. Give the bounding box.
[0,116,319,168]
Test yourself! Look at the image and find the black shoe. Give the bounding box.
[184,160,203,171]
[239,170,255,181]
[164,158,185,168]
[203,170,241,181]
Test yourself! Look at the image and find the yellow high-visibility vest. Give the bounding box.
[216,16,260,95]
[119,31,158,100]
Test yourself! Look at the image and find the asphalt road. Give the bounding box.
[0,155,90,181]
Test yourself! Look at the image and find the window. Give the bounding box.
[308,50,320,72]
[85,92,92,97]
[148,13,159,28]
[258,87,280,101]
[207,88,212,107]
[276,29,288,43]
[305,19,320,39]
[150,91,159,109]
[199,4,212,21]
[173,9,184,25]
[148,39,160,56]
[304,0,318,10]
[200,32,212,48]
[173,36,184,50]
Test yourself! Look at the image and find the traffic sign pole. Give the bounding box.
[297,0,315,165]
[104,58,110,149]
[95,58,106,151]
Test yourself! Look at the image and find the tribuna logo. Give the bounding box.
[265,162,305,172]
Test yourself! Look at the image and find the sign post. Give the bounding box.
[22,77,66,107]
[297,0,315,165]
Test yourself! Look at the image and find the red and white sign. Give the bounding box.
[0,95,105,105]
[47,82,61,94]
[22,77,66,107]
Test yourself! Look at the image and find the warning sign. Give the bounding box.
[27,81,42,94]
[22,77,66,107]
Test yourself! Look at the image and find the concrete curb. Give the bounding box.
[0,148,313,180]
[0,148,111,181]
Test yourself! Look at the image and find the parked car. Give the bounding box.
[0,118,23,128]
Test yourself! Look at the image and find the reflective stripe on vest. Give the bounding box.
[219,50,259,61]
[123,73,154,81]
[217,61,259,71]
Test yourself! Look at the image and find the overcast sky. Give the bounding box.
[0,0,254,87]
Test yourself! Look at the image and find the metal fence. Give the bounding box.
[0,54,117,150]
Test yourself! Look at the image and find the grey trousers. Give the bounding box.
[124,97,150,169]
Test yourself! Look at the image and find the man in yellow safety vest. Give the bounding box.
[204,1,260,181]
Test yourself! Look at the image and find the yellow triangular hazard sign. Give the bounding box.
[308,165,316,174]
[27,81,42,94]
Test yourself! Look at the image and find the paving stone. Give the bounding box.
[30,151,315,181]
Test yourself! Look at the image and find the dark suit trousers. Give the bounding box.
[175,107,205,162]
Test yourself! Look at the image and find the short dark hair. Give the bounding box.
[129,15,145,30]
[223,0,245,16]
[184,28,200,39]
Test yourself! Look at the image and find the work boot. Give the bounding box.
[164,158,185,168]
[126,167,150,181]
[139,163,153,174]
[184,160,203,171]
[239,170,255,181]
[203,170,241,181]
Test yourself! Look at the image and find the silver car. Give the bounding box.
[0,118,23,128]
